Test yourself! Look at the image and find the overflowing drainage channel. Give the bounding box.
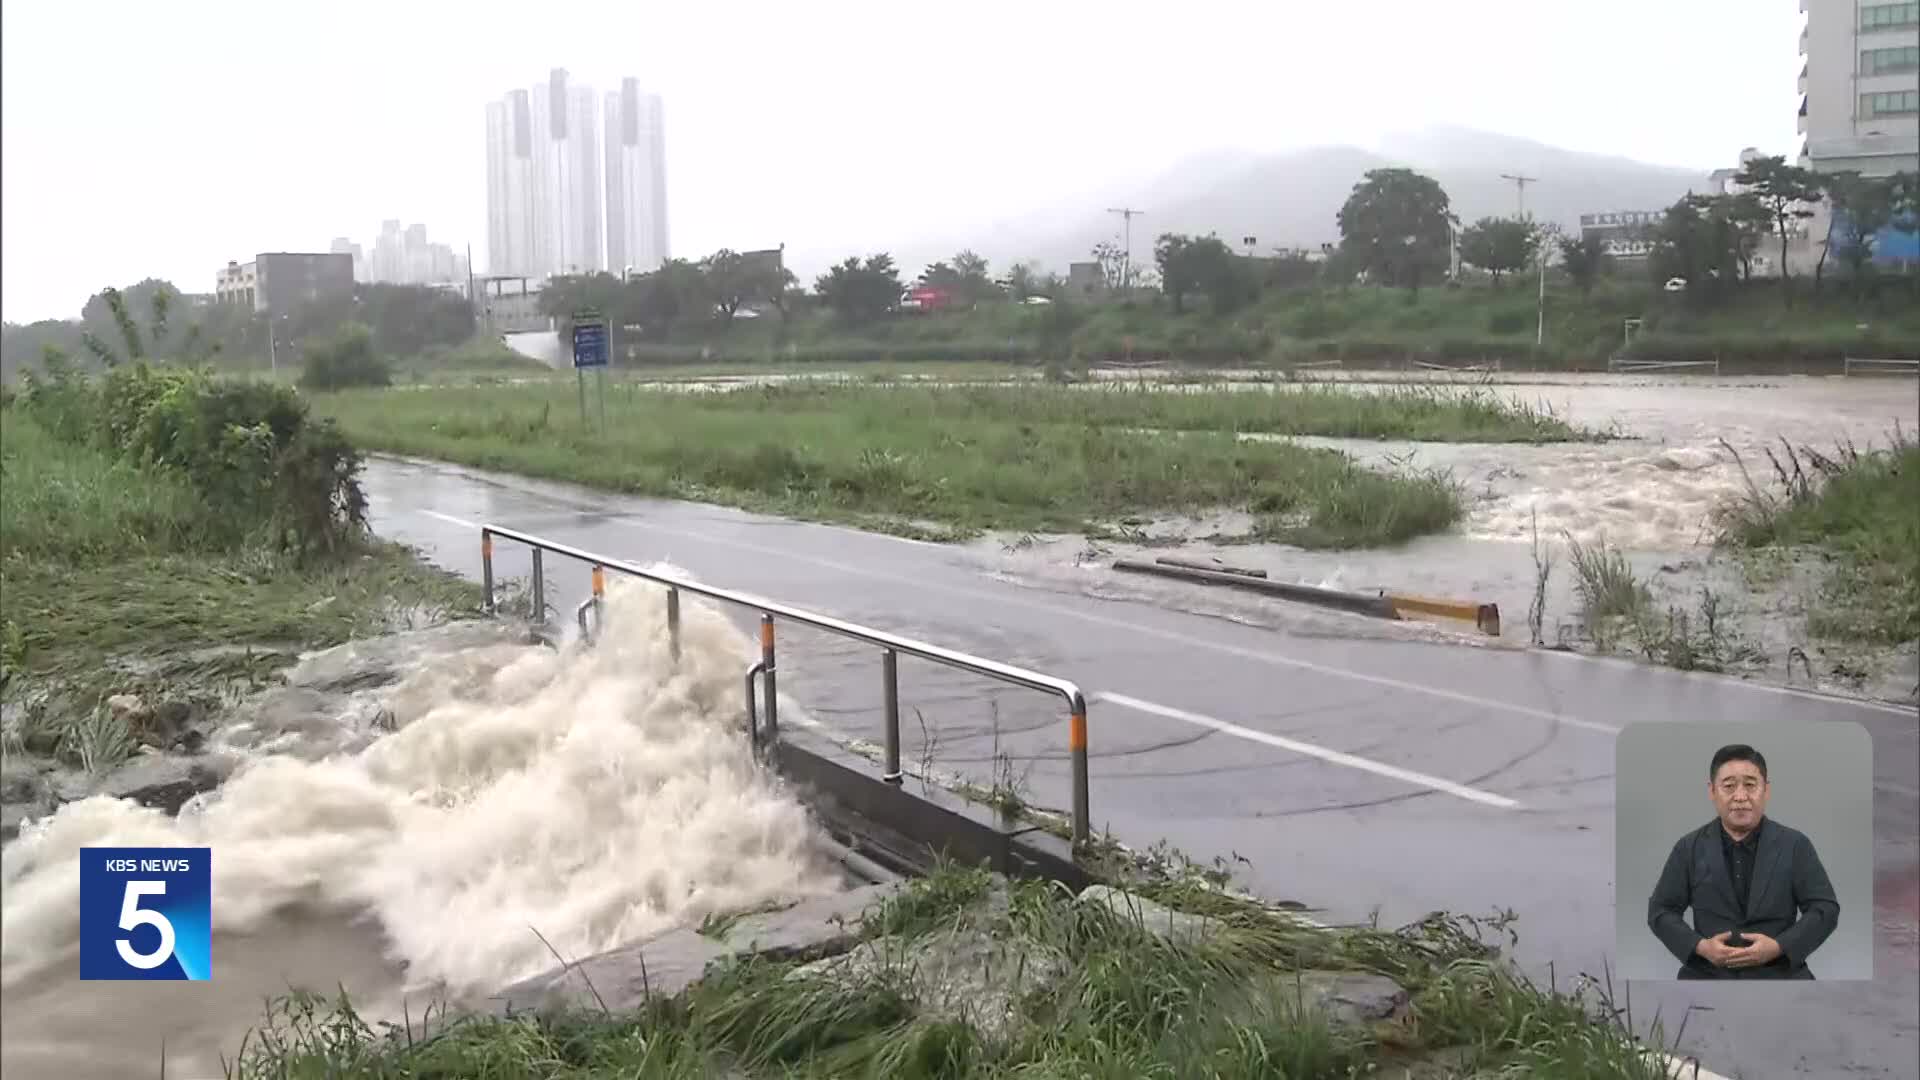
[0,581,933,1079]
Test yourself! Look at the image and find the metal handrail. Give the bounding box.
[479,523,1092,846]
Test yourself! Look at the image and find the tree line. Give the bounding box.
[551,155,1916,336]
[1320,156,1919,308]
[3,279,475,378]
[537,246,1076,339]
[12,156,1913,377]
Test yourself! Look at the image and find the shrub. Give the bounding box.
[299,323,391,391]
[17,363,367,559]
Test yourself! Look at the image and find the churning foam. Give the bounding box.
[1,574,838,1004]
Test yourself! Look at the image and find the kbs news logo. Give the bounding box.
[78,847,211,980]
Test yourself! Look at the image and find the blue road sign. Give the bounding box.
[572,319,609,369]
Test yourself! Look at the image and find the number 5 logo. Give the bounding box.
[115,881,175,969]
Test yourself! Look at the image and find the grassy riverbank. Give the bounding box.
[229,861,1687,1079]
[317,382,1593,546]
[1719,433,1920,647]
[0,378,479,768]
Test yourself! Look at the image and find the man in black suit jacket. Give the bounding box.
[1647,743,1841,979]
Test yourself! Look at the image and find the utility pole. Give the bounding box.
[1106,207,1144,293]
[1499,174,1538,220]
[1499,174,1548,347]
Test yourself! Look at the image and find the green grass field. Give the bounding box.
[312,381,1558,547]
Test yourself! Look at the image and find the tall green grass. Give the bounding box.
[715,383,1597,443]
[1719,433,1920,645]
[0,410,210,561]
[0,398,478,766]
[320,383,1467,547]
[224,864,1688,1079]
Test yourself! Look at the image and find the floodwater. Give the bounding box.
[976,373,1920,702]
[393,364,1916,695]
[0,579,838,1079]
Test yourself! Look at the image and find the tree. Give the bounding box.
[1335,168,1455,296]
[1651,194,1740,305]
[1001,261,1064,302]
[1732,155,1820,282]
[950,250,999,304]
[353,283,473,356]
[1458,217,1539,286]
[763,266,802,323]
[1001,261,1040,301]
[66,280,233,369]
[1722,194,1773,282]
[1821,172,1896,284]
[1263,252,1321,291]
[1556,233,1609,296]
[298,323,390,390]
[1151,234,1249,315]
[700,249,793,328]
[814,254,902,324]
[641,258,714,334]
[539,271,633,343]
[917,261,956,289]
[1892,171,1920,235]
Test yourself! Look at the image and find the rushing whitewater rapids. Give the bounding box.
[0,576,839,1079]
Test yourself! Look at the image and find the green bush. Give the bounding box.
[298,323,391,391]
[18,363,367,558]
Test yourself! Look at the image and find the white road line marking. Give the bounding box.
[420,509,479,530]
[1097,691,1523,809]
[600,514,1625,734]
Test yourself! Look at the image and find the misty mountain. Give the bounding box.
[889,127,1709,278]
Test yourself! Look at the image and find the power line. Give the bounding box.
[1106,207,1145,292]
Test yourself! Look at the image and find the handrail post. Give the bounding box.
[1069,697,1089,847]
[481,529,496,615]
[759,614,778,751]
[591,565,606,635]
[882,649,901,784]
[744,661,766,755]
[667,587,681,663]
[530,548,545,627]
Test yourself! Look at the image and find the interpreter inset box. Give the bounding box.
[1614,720,1872,981]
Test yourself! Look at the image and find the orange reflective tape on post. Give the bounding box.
[1069,710,1088,752]
[481,534,493,559]
[591,565,605,597]
[760,619,775,652]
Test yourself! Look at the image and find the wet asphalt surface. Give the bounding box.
[363,455,1919,1080]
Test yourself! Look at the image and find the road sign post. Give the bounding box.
[572,311,609,431]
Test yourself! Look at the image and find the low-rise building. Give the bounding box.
[1066,262,1109,299]
[1578,210,1664,263]
[215,260,260,308]
[476,275,547,335]
[215,252,354,314]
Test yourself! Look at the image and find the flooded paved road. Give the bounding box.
[362,453,1920,1080]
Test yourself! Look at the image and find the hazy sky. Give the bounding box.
[2,0,1803,323]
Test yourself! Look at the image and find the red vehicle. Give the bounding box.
[898,284,955,313]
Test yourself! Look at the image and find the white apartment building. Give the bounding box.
[1799,0,1919,176]
[605,78,670,276]
[486,69,604,279]
[486,88,539,279]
